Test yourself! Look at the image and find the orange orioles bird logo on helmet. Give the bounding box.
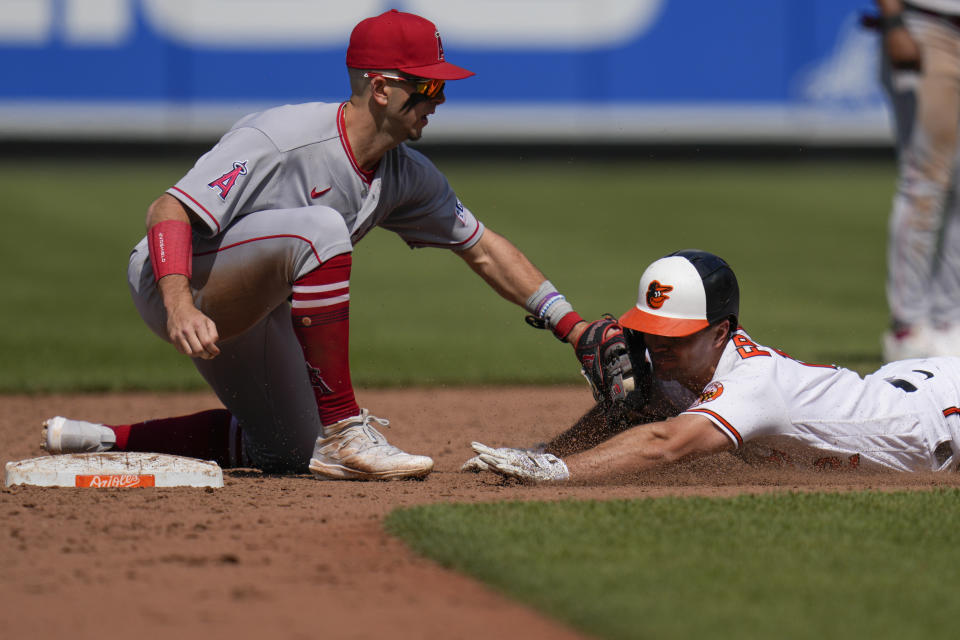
[646,280,674,309]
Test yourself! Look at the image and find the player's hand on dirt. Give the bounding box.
[461,454,491,473]
[470,442,570,483]
[461,442,548,473]
[462,445,526,473]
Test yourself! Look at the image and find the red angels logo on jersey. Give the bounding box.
[692,381,724,406]
[646,280,673,309]
[208,161,248,201]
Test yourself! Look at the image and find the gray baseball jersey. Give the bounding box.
[168,101,483,251]
[128,101,484,471]
[681,330,960,472]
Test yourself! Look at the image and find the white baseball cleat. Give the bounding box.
[882,324,935,362]
[42,416,117,454]
[309,409,433,480]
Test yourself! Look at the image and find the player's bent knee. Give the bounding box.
[293,206,353,276]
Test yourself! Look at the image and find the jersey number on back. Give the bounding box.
[733,334,770,359]
[733,334,835,369]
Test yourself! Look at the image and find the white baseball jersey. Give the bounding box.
[168,101,483,250]
[680,330,960,472]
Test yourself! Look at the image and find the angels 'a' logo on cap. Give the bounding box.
[646,280,673,309]
[436,30,445,61]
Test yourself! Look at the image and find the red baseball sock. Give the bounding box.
[109,409,243,467]
[290,253,360,426]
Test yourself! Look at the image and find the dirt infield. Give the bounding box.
[4,388,960,640]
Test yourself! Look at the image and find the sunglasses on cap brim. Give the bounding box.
[363,72,445,99]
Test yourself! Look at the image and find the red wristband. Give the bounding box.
[552,311,584,342]
[148,220,193,282]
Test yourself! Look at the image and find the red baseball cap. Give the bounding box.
[346,9,474,80]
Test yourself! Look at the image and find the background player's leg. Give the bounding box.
[930,155,960,355]
[883,17,960,360]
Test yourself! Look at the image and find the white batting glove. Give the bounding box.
[460,454,492,473]
[470,442,570,483]
[461,442,548,473]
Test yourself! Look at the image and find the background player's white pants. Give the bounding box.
[128,205,354,472]
[883,12,960,327]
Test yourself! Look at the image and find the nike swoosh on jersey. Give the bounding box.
[311,186,332,199]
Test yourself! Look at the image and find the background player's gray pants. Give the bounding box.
[128,206,353,472]
[882,11,960,327]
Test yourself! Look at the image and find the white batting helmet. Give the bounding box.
[619,249,739,337]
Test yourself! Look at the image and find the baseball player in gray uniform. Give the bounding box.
[466,250,960,483]
[872,1,960,361]
[41,10,593,480]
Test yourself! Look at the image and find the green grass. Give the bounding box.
[0,155,895,391]
[385,490,960,640]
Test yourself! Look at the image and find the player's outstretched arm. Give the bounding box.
[564,413,732,482]
[457,228,546,304]
[146,195,220,360]
[475,413,731,483]
[544,402,620,457]
[457,229,587,345]
[545,385,680,457]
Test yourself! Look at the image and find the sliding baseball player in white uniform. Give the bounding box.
[468,250,960,482]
